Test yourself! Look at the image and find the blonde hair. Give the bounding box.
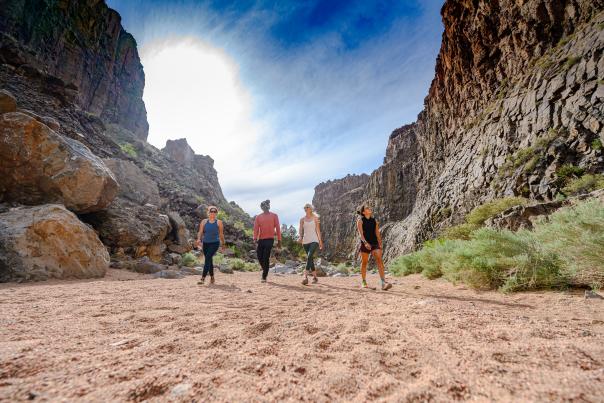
[304,203,320,219]
[207,205,218,214]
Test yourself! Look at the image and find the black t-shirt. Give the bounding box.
[361,216,378,245]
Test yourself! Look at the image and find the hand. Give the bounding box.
[319,241,324,250]
[220,245,226,253]
[195,239,201,249]
[364,241,371,249]
[298,239,304,245]
[277,240,282,249]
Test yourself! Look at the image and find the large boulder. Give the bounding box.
[167,211,191,252]
[0,89,17,114]
[0,204,109,282]
[80,198,170,261]
[0,112,118,213]
[103,158,161,207]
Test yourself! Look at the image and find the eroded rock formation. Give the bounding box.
[314,0,604,261]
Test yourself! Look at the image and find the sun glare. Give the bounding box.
[140,38,257,161]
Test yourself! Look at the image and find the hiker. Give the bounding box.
[356,204,392,290]
[253,200,282,283]
[299,203,323,285]
[195,205,225,285]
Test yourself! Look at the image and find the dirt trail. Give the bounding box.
[1,270,603,402]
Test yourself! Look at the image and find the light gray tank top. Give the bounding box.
[302,217,319,244]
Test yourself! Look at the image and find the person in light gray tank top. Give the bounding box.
[298,203,323,285]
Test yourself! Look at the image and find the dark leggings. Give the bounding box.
[303,242,319,272]
[256,238,274,280]
[202,242,220,277]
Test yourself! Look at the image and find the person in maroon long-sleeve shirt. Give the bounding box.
[253,199,282,282]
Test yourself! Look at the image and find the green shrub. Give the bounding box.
[466,197,528,225]
[563,56,581,70]
[389,199,604,291]
[533,200,604,288]
[181,252,198,267]
[591,138,603,151]
[335,263,349,275]
[244,228,254,238]
[563,174,604,196]
[556,164,584,179]
[217,210,228,221]
[228,258,246,270]
[120,142,137,158]
[440,223,480,240]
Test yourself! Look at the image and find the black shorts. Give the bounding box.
[359,243,381,254]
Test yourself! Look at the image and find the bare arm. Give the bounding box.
[299,218,304,244]
[218,220,226,248]
[196,219,206,247]
[375,220,382,247]
[356,219,367,244]
[315,216,323,248]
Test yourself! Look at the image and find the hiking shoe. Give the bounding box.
[261,279,267,283]
[382,282,392,291]
[302,277,309,286]
[197,277,205,285]
[210,276,215,285]
[312,277,318,284]
[361,280,369,288]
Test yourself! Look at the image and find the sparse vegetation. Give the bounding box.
[591,138,603,151]
[465,197,528,226]
[563,174,604,196]
[181,252,198,267]
[217,210,228,221]
[498,129,563,177]
[440,223,480,240]
[563,56,581,70]
[226,258,258,272]
[390,199,604,292]
[556,164,585,180]
[120,142,137,158]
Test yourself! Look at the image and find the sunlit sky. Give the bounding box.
[106,0,444,225]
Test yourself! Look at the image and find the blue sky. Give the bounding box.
[106,0,444,225]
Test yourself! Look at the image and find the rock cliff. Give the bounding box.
[314,0,604,261]
[0,0,252,280]
[0,0,148,139]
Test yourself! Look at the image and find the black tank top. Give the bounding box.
[361,216,378,245]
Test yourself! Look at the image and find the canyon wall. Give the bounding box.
[314,0,604,261]
[0,0,251,280]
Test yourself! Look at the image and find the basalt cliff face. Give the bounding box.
[0,0,251,281]
[314,0,604,262]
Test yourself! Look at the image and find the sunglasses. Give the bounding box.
[209,209,218,213]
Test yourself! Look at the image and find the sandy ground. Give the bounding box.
[1,270,603,402]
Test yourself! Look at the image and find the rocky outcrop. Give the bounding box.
[0,204,109,282]
[80,198,171,261]
[0,111,118,213]
[103,158,161,207]
[312,174,369,260]
[166,211,191,254]
[0,0,148,139]
[315,1,604,261]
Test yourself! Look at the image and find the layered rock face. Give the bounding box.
[315,0,604,261]
[0,0,148,139]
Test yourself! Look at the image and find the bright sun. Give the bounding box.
[140,38,257,163]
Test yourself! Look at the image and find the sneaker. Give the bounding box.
[261,279,267,283]
[312,277,318,284]
[381,282,392,291]
[210,276,215,285]
[361,280,368,288]
[197,277,205,285]
[302,277,309,286]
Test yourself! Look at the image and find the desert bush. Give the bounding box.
[556,164,584,180]
[533,199,604,288]
[389,199,604,291]
[591,138,603,151]
[440,223,480,240]
[120,142,137,158]
[563,174,604,196]
[226,257,258,272]
[465,197,528,225]
[181,252,198,267]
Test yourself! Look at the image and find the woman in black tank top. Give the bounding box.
[356,204,392,291]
